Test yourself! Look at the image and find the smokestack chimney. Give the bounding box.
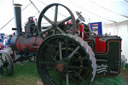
[14,4,22,35]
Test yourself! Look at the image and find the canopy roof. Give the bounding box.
[0,0,128,34]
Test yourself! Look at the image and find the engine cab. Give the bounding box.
[24,17,38,37]
[77,22,121,76]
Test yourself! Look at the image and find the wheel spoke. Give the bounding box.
[39,61,56,70]
[74,71,84,81]
[46,44,58,63]
[39,61,56,65]
[47,56,58,64]
[52,56,58,63]
[0,63,3,68]
[56,26,65,34]
[54,5,58,24]
[57,16,72,25]
[44,15,54,25]
[40,26,52,38]
[65,39,69,57]
[5,67,9,72]
[0,57,3,61]
[63,39,72,58]
[59,42,62,60]
[59,76,63,85]
[48,69,63,84]
[73,57,88,62]
[0,56,4,61]
[66,73,69,85]
[68,46,80,59]
[69,66,87,70]
[41,26,52,33]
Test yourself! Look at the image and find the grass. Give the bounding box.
[92,75,124,85]
[125,64,128,70]
[0,62,40,85]
[0,62,126,85]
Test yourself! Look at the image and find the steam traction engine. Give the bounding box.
[0,3,121,85]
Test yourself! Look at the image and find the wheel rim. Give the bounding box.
[38,3,76,38]
[36,34,96,85]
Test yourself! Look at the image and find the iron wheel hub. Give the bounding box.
[57,63,65,72]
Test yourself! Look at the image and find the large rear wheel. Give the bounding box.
[36,34,96,85]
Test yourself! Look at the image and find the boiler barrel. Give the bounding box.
[11,35,43,52]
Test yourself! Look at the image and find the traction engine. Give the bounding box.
[0,3,121,85]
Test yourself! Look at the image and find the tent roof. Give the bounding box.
[0,0,128,34]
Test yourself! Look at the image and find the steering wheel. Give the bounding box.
[38,3,76,38]
[76,11,85,22]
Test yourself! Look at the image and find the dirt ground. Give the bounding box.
[120,70,128,85]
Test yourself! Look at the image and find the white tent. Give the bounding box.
[0,0,128,61]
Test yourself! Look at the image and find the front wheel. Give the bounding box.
[0,51,14,75]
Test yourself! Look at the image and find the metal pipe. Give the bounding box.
[14,4,22,35]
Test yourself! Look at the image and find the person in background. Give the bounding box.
[0,42,4,51]
[5,35,12,47]
[4,35,13,57]
[3,36,8,48]
[5,35,16,60]
[0,37,4,50]
[121,55,127,70]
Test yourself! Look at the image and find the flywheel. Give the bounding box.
[38,3,76,38]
